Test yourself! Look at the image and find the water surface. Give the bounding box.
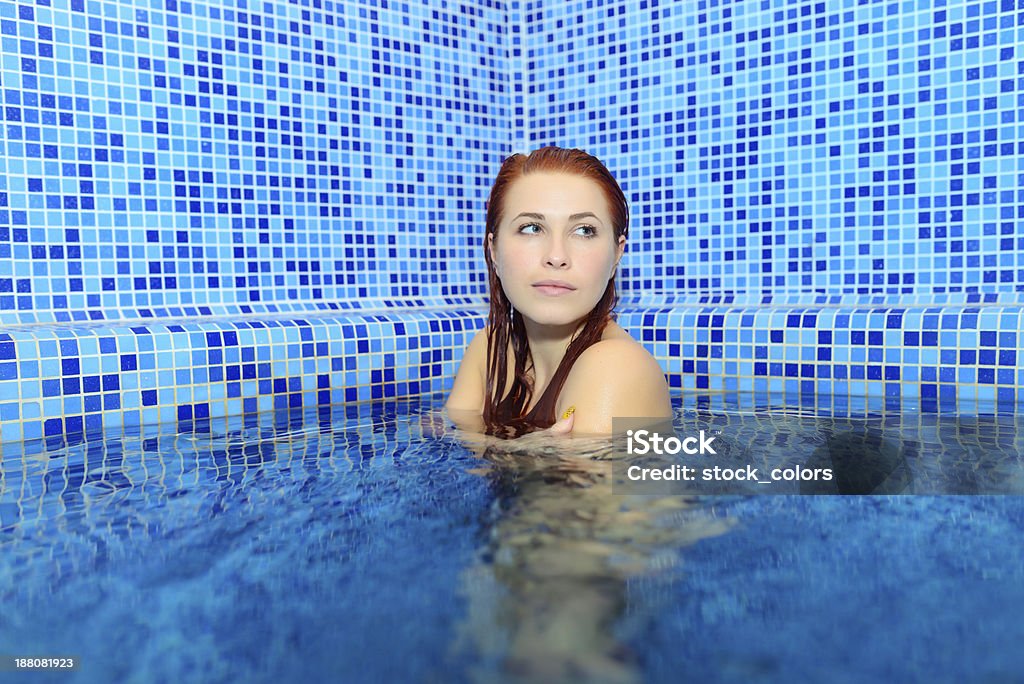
[1,392,1022,683]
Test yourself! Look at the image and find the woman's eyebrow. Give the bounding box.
[511,211,603,223]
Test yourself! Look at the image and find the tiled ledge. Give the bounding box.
[616,291,1024,308]
[3,291,1021,327]
[0,306,487,444]
[0,296,490,327]
[616,298,1022,407]
[1,295,1022,444]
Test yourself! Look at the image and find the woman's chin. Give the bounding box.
[518,312,589,330]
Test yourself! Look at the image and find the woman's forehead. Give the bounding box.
[503,172,609,219]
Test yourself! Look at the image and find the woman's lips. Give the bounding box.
[532,281,576,296]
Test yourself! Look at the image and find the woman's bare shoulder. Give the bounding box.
[580,321,658,369]
[574,335,665,381]
[558,328,672,434]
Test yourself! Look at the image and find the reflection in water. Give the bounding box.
[445,395,1024,681]
[452,434,735,683]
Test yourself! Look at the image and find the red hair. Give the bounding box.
[482,146,629,436]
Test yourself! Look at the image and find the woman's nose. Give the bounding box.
[544,236,569,268]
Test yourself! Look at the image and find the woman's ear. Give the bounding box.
[612,235,626,277]
[488,233,500,278]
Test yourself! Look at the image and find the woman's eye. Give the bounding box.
[516,223,596,237]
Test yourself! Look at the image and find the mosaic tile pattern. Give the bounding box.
[521,0,1024,296]
[3,0,1024,443]
[0,308,482,443]
[1,0,507,325]
[4,296,1021,442]
[617,297,1023,405]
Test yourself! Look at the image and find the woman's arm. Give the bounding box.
[445,326,488,413]
[447,325,581,440]
[556,338,673,436]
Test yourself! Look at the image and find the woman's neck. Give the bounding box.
[522,318,585,390]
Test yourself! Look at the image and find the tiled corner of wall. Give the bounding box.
[2,0,1024,445]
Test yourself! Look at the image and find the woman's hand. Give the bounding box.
[455,409,615,478]
[535,408,576,436]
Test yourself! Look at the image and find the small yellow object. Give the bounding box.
[561,405,576,420]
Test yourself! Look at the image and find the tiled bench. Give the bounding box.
[616,293,1022,409]
[1,293,1021,444]
[0,300,486,444]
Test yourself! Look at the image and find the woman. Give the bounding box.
[446,146,672,436]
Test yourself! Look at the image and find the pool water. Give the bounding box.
[1,393,1023,683]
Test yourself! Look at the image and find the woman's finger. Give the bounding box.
[546,408,575,436]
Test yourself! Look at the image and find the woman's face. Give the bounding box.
[488,172,625,329]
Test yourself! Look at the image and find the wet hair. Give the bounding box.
[482,146,629,437]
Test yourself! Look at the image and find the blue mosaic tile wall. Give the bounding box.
[520,0,1024,296]
[513,0,1024,415]
[1,0,507,325]
[2,0,1024,445]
